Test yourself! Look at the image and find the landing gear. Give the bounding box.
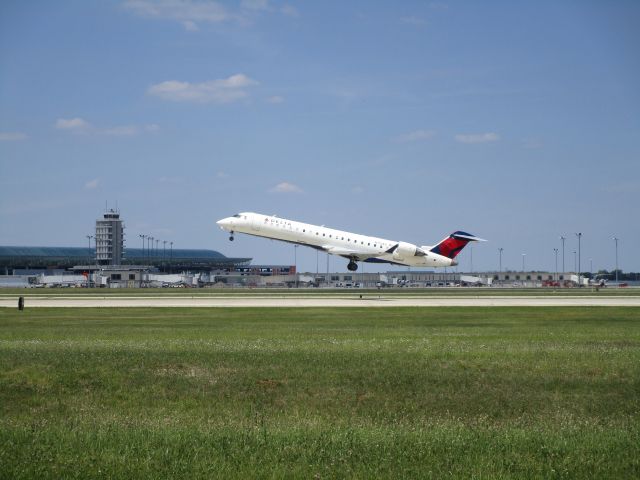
[347,260,358,271]
[229,231,234,241]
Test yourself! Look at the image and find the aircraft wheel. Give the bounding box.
[229,236,234,241]
[347,261,358,271]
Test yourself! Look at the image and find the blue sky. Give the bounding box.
[1,1,639,273]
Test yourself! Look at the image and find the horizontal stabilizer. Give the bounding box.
[451,231,486,242]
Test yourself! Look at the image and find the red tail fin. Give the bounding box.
[430,231,485,259]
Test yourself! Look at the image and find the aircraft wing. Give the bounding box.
[322,244,396,260]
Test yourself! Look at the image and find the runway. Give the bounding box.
[2,295,640,308]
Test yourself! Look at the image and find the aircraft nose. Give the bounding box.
[216,217,233,229]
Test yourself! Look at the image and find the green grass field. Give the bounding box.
[1,307,639,478]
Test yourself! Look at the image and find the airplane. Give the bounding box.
[216,212,485,271]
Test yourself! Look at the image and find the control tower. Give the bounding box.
[95,209,124,265]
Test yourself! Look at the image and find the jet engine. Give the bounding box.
[392,241,426,261]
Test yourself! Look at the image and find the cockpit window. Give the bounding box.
[232,214,241,218]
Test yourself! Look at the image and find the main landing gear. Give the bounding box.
[347,260,358,271]
[229,231,234,241]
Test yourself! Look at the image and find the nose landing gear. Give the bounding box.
[229,231,234,241]
[347,260,358,271]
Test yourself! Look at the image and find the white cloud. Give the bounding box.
[0,132,28,141]
[455,132,500,144]
[269,182,303,194]
[148,74,258,103]
[395,129,435,142]
[84,178,99,190]
[55,117,91,132]
[266,95,284,104]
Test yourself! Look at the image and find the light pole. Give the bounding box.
[560,236,566,282]
[589,258,592,280]
[498,248,503,284]
[139,234,146,264]
[86,235,94,288]
[155,239,159,258]
[163,241,167,271]
[170,242,173,273]
[613,237,619,284]
[573,251,577,274]
[148,237,153,263]
[86,235,94,259]
[326,253,329,287]
[294,245,298,288]
[575,232,582,287]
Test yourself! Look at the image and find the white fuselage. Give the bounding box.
[217,212,455,268]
